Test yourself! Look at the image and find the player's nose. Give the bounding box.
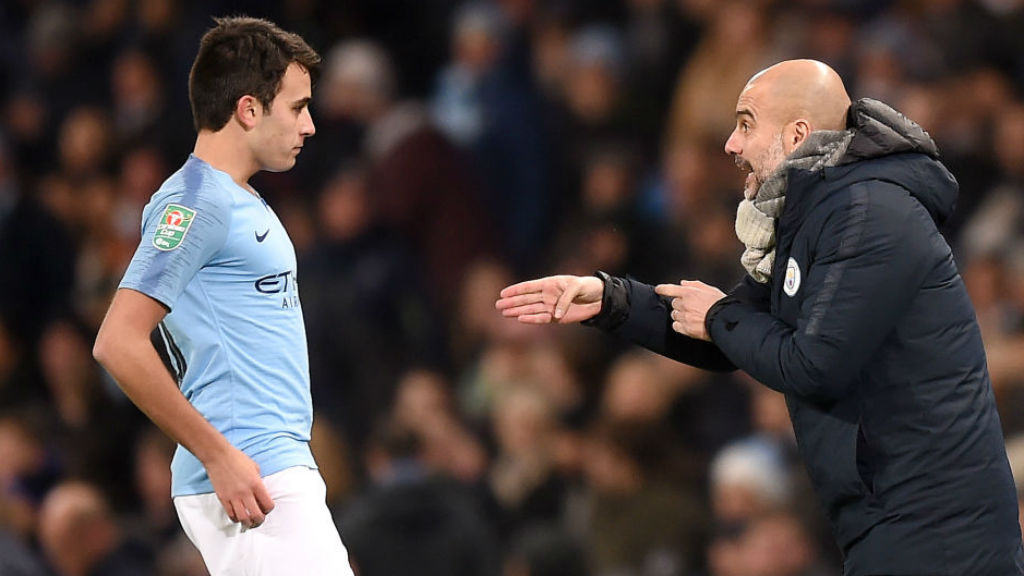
[301,108,315,137]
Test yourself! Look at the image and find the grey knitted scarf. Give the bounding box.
[736,129,855,283]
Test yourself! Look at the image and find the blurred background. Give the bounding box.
[2,0,1024,575]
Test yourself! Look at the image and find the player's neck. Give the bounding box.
[193,130,260,193]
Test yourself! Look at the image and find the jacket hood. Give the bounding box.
[842,98,939,162]
[831,98,958,226]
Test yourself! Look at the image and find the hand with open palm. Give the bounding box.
[495,275,604,324]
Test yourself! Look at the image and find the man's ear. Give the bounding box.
[786,119,811,153]
[235,95,261,129]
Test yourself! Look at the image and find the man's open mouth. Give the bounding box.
[735,157,759,198]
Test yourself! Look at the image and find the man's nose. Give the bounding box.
[724,130,741,156]
[302,109,316,137]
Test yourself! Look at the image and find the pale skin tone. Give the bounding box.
[496,60,850,340]
[93,63,315,529]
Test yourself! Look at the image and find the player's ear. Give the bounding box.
[235,95,260,129]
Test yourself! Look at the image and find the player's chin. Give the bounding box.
[264,156,299,173]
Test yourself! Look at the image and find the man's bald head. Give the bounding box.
[724,60,852,198]
[743,59,851,132]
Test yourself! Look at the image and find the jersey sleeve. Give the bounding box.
[119,190,232,310]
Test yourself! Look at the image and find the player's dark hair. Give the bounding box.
[188,16,321,132]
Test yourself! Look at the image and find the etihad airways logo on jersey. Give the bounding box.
[255,270,300,309]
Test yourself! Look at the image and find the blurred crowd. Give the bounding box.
[2,0,1024,575]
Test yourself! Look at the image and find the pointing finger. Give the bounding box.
[655,283,685,297]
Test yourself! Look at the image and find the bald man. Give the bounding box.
[497,60,1024,574]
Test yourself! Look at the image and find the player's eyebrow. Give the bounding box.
[292,97,311,108]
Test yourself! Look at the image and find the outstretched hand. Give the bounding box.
[495,275,604,324]
[654,280,726,341]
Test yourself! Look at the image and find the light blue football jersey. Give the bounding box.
[120,155,316,497]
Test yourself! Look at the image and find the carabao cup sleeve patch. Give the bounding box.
[153,204,197,251]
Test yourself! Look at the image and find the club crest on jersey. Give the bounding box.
[153,204,196,251]
[784,257,801,297]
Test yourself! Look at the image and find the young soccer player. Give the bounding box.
[94,16,353,575]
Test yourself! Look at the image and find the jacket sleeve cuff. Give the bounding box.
[581,271,630,331]
[705,294,740,341]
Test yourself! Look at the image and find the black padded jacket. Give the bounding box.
[586,99,1024,575]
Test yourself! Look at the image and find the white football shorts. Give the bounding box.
[173,466,354,576]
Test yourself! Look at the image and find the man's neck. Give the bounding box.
[192,129,259,191]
